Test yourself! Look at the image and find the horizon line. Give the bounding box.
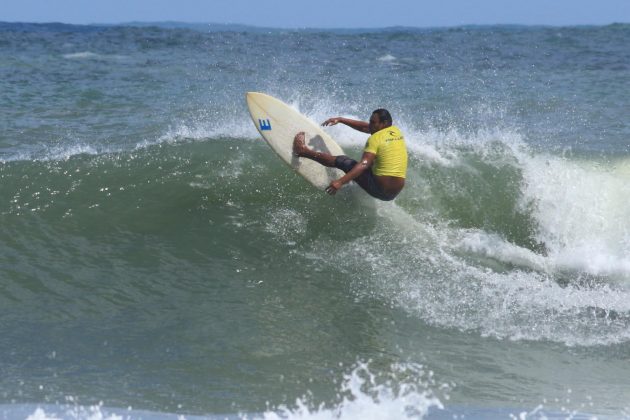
[1,20,629,32]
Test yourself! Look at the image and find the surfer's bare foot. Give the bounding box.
[293,132,309,156]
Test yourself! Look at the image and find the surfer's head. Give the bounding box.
[369,109,393,134]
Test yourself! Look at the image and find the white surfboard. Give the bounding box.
[246,92,345,190]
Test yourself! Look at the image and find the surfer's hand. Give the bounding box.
[322,117,342,127]
[326,180,343,195]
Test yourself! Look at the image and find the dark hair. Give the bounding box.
[372,109,392,126]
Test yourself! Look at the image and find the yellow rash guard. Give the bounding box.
[364,126,408,178]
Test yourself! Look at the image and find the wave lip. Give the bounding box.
[1,143,104,163]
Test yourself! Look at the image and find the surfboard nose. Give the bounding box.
[246,91,264,107]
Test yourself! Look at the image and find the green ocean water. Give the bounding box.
[1,22,630,419]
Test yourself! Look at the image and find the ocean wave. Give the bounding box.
[2,115,629,347]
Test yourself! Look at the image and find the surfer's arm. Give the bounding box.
[326,152,376,195]
[322,117,370,133]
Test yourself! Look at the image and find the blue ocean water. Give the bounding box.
[1,22,630,419]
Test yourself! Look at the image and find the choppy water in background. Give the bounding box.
[1,22,630,419]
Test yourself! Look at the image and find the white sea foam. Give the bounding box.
[17,363,443,420]
[521,156,630,280]
[63,51,102,60]
[365,204,630,345]
[248,362,444,420]
[377,54,397,62]
[62,52,126,60]
[457,229,548,272]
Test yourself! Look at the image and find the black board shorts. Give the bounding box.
[334,155,397,201]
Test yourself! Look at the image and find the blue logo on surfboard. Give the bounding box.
[259,119,272,131]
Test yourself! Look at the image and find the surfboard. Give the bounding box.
[246,92,345,190]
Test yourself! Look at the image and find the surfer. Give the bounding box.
[293,109,408,201]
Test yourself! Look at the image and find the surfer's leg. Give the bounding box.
[333,155,357,173]
[293,132,336,167]
[334,156,371,191]
[335,156,396,201]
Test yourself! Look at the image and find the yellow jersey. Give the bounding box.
[364,125,408,178]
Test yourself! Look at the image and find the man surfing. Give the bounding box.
[293,109,407,201]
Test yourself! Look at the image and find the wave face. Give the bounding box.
[1,22,630,418]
